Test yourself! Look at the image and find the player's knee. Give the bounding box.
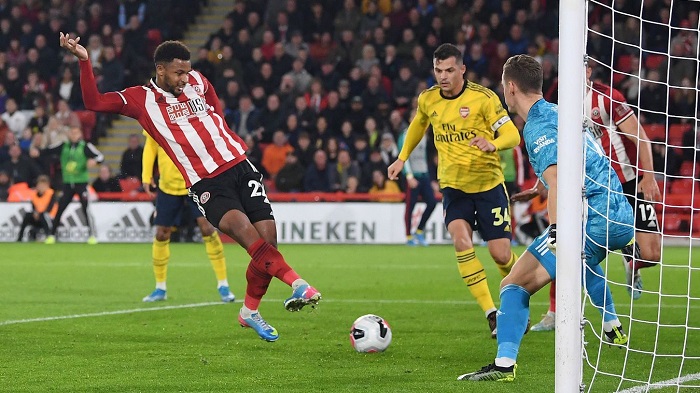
[155,226,171,242]
[491,249,512,265]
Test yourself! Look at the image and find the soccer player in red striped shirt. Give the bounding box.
[60,33,320,342]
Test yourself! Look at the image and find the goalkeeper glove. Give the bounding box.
[546,224,557,250]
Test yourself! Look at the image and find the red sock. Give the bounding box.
[549,281,556,313]
[247,238,300,286]
[244,259,271,310]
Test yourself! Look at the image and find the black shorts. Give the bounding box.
[188,160,273,228]
[441,183,513,241]
[154,191,202,227]
[622,179,659,233]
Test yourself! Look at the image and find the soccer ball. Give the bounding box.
[349,314,392,353]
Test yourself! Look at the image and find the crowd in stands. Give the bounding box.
[0,0,698,203]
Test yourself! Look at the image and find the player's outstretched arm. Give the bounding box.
[60,33,127,114]
[617,115,661,202]
[510,179,544,203]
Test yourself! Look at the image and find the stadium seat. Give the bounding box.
[678,162,696,177]
[668,124,691,146]
[616,55,634,73]
[670,178,695,193]
[691,214,700,238]
[75,110,96,142]
[119,177,142,193]
[643,124,666,142]
[645,54,666,70]
[661,213,686,233]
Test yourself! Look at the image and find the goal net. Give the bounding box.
[575,0,700,391]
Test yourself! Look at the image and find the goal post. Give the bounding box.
[556,1,586,392]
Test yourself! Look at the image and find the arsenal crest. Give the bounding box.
[459,107,470,118]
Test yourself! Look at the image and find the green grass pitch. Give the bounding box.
[1,243,698,392]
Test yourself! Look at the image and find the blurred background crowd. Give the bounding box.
[0,0,698,203]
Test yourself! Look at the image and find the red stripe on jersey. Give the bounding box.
[585,82,638,183]
[118,71,247,187]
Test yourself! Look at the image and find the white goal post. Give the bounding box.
[556,0,586,392]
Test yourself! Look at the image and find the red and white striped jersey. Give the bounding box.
[79,59,247,187]
[584,81,637,183]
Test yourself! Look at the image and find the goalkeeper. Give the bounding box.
[459,55,634,382]
[141,131,235,303]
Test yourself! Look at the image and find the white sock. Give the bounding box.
[240,305,256,318]
[547,311,555,317]
[292,279,308,290]
[495,357,516,368]
[603,319,621,332]
[217,279,229,288]
[156,282,166,291]
[485,307,497,318]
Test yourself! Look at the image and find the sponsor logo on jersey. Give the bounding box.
[459,107,470,118]
[431,111,438,117]
[592,107,600,119]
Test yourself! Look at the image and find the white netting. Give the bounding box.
[582,0,700,391]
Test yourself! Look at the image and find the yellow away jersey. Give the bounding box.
[141,131,188,196]
[408,81,518,193]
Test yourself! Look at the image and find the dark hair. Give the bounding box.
[153,41,191,65]
[433,43,463,64]
[502,54,542,94]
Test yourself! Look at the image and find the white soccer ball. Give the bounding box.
[349,314,392,353]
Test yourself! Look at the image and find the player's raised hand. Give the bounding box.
[638,174,661,202]
[387,159,404,180]
[469,136,496,152]
[59,32,88,61]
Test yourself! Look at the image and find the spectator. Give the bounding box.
[16,174,55,242]
[27,105,49,134]
[230,95,260,139]
[360,148,388,192]
[406,45,432,81]
[369,169,402,202]
[334,0,362,37]
[262,130,294,180]
[359,0,384,40]
[305,2,333,43]
[256,94,284,143]
[285,57,312,95]
[98,46,125,93]
[392,65,418,110]
[284,30,308,59]
[320,90,344,132]
[0,169,9,201]
[304,79,328,115]
[53,99,81,129]
[120,133,143,180]
[639,69,667,124]
[336,149,361,193]
[1,143,41,187]
[92,164,122,193]
[243,134,266,177]
[652,138,682,179]
[4,66,23,103]
[337,120,356,153]
[355,44,380,77]
[17,127,32,153]
[303,149,337,192]
[464,42,489,79]
[379,132,399,167]
[20,70,47,110]
[192,47,216,82]
[275,151,305,192]
[1,98,28,137]
[293,131,314,169]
